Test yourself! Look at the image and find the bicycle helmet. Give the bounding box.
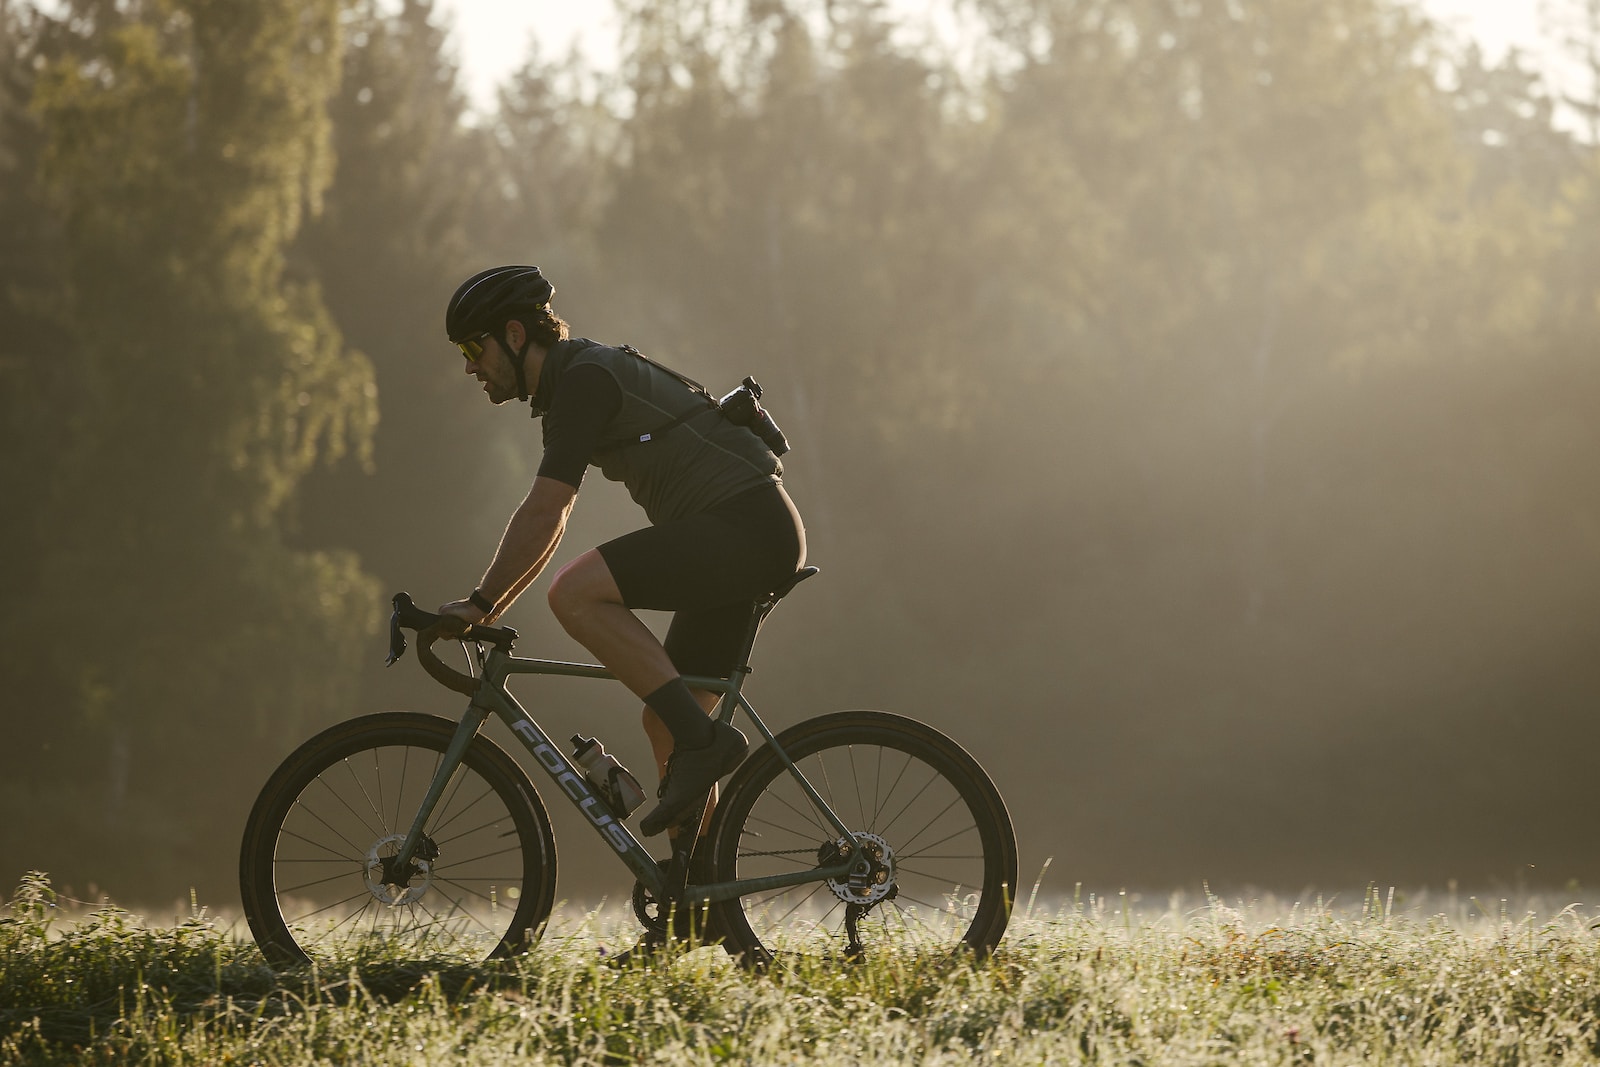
[445,265,556,402]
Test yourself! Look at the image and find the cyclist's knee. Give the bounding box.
[546,567,576,621]
[547,551,617,622]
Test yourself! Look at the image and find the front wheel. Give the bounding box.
[706,711,1017,966]
[239,712,558,967]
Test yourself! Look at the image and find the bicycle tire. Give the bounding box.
[239,712,558,967]
[705,711,1017,967]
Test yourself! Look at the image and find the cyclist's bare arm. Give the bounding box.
[440,475,578,622]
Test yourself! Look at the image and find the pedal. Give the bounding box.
[671,793,713,836]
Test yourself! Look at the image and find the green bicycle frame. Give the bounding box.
[389,645,863,907]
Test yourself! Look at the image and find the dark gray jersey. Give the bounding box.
[533,339,780,525]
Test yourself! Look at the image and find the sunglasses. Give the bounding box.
[456,330,493,361]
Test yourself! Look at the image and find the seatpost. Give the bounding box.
[729,597,775,680]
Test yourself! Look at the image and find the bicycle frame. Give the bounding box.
[389,645,863,908]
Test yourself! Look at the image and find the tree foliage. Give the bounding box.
[1,0,378,891]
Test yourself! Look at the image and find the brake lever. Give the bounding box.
[385,606,407,666]
[385,591,432,666]
[383,590,518,671]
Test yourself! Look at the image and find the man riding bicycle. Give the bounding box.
[436,265,806,840]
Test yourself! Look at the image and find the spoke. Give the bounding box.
[812,752,840,829]
[871,745,886,832]
[393,745,412,835]
[432,809,516,848]
[748,785,831,841]
[431,892,490,937]
[429,763,473,837]
[286,799,371,861]
[761,881,832,930]
[893,792,966,855]
[740,808,827,846]
[306,898,375,946]
[276,824,361,864]
[874,748,917,831]
[431,842,527,870]
[288,887,375,925]
[893,862,984,883]
[749,895,845,943]
[875,765,944,841]
[888,898,939,943]
[886,892,961,916]
[429,783,500,840]
[277,867,363,896]
[894,822,981,859]
[432,875,513,911]
[848,745,867,829]
[410,892,496,940]
[366,748,388,837]
[315,771,384,843]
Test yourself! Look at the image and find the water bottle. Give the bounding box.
[570,735,647,819]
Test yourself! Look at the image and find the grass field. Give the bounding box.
[5,871,1600,1065]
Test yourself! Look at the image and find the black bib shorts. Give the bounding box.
[596,483,806,678]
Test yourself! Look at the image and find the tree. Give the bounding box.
[4,0,378,900]
[293,0,500,587]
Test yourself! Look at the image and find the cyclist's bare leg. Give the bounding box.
[550,548,744,835]
[547,549,679,697]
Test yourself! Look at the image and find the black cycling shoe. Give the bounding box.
[639,721,748,836]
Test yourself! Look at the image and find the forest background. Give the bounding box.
[2,0,1598,909]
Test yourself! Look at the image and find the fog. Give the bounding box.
[2,0,1598,910]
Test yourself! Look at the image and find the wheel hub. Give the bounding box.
[823,832,896,905]
[364,833,438,906]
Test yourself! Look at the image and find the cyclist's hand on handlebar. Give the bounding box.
[437,599,486,629]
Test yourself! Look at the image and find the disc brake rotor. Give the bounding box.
[364,833,436,906]
[823,832,897,906]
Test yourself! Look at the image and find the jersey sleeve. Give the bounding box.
[537,362,623,489]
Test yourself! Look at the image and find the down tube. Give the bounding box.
[484,687,666,898]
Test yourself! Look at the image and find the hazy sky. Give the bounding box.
[434,0,1550,112]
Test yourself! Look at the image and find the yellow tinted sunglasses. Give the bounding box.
[456,330,492,361]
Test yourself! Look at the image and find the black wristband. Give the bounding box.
[468,588,496,614]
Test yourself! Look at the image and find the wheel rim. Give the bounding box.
[268,743,532,961]
[728,738,1000,959]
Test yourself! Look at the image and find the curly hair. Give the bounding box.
[512,304,570,348]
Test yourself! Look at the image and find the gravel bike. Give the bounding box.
[239,567,1017,968]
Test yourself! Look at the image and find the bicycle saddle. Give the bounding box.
[768,566,819,601]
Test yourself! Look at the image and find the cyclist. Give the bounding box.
[436,265,805,840]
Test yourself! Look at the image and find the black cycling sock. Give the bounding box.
[643,678,715,749]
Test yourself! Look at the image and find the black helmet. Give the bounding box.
[445,265,554,343]
[446,265,555,403]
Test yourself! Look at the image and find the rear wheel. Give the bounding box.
[706,711,1016,967]
[239,712,557,967]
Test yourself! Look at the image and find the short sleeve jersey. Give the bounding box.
[530,339,781,525]
[536,363,621,489]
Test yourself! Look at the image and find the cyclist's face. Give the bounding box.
[464,331,518,404]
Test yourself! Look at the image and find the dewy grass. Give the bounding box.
[7,872,1600,1065]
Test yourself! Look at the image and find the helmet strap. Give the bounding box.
[497,327,533,403]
